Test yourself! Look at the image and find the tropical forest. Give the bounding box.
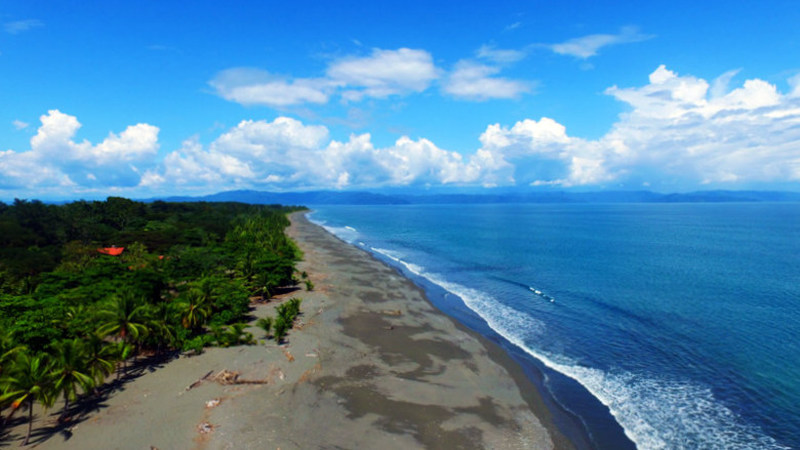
[0,197,304,444]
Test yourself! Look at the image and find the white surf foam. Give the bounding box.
[367,246,786,450]
[308,216,360,244]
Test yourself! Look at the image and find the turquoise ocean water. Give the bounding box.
[308,203,800,449]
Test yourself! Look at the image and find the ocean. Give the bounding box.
[308,203,800,449]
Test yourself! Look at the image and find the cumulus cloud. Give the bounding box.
[548,26,653,59]
[473,65,800,188]
[6,66,800,199]
[0,110,159,192]
[443,61,530,101]
[144,116,479,191]
[3,19,43,34]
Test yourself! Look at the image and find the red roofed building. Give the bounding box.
[98,247,125,256]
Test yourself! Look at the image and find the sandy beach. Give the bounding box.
[11,212,570,449]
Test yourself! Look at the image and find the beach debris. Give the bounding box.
[197,422,214,434]
[283,349,295,362]
[269,367,286,382]
[205,399,220,409]
[382,309,403,316]
[185,370,215,391]
[305,352,318,358]
[212,369,269,385]
[214,369,240,384]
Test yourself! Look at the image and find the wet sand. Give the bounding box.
[18,212,570,449]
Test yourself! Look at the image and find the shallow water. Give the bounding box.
[309,203,800,449]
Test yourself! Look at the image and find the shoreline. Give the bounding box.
[307,209,638,450]
[12,211,569,449]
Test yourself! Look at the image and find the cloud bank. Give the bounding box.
[1,110,159,192]
[4,66,800,198]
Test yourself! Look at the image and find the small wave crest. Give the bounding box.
[529,286,555,303]
[311,219,360,243]
[367,245,785,450]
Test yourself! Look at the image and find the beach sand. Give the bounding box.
[16,212,569,449]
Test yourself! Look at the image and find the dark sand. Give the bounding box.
[13,212,570,449]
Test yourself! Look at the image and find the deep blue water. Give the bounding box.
[308,203,800,449]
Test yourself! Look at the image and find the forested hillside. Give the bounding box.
[0,197,304,443]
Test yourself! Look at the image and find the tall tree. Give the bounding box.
[176,290,211,331]
[83,333,116,392]
[95,293,149,345]
[49,338,94,422]
[0,353,56,445]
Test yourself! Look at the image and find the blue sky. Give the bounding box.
[2,0,800,200]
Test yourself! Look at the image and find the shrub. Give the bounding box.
[256,317,272,337]
[273,316,288,343]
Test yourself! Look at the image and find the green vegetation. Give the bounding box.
[255,297,302,344]
[0,197,305,444]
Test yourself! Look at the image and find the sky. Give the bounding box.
[2,0,800,200]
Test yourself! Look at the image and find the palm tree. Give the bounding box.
[176,290,212,331]
[95,293,149,378]
[0,352,56,445]
[144,302,178,354]
[0,329,22,377]
[83,333,116,393]
[49,338,94,422]
[95,293,150,345]
[0,330,24,429]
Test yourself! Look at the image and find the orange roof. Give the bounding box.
[98,247,125,256]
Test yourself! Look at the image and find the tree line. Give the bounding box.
[0,197,305,444]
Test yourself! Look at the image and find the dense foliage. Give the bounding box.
[0,197,304,444]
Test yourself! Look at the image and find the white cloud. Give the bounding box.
[789,73,800,98]
[474,117,612,186]
[710,69,741,98]
[145,117,478,191]
[473,66,800,189]
[476,44,526,64]
[12,120,29,130]
[209,48,438,106]
[3,19,43,34]
[209,68,330,107]
[212,47,530,107]
[549,26,653,59]
[28,110,158,164]
[0,110,159,192]
[327,48,438,101]
[6,66,800,199]
[443,61,530,101]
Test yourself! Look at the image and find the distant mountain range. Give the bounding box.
[152,189,800,205]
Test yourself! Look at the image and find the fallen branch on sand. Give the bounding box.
[186,370,215,391]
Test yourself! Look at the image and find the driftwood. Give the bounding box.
[185,370,214,391]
